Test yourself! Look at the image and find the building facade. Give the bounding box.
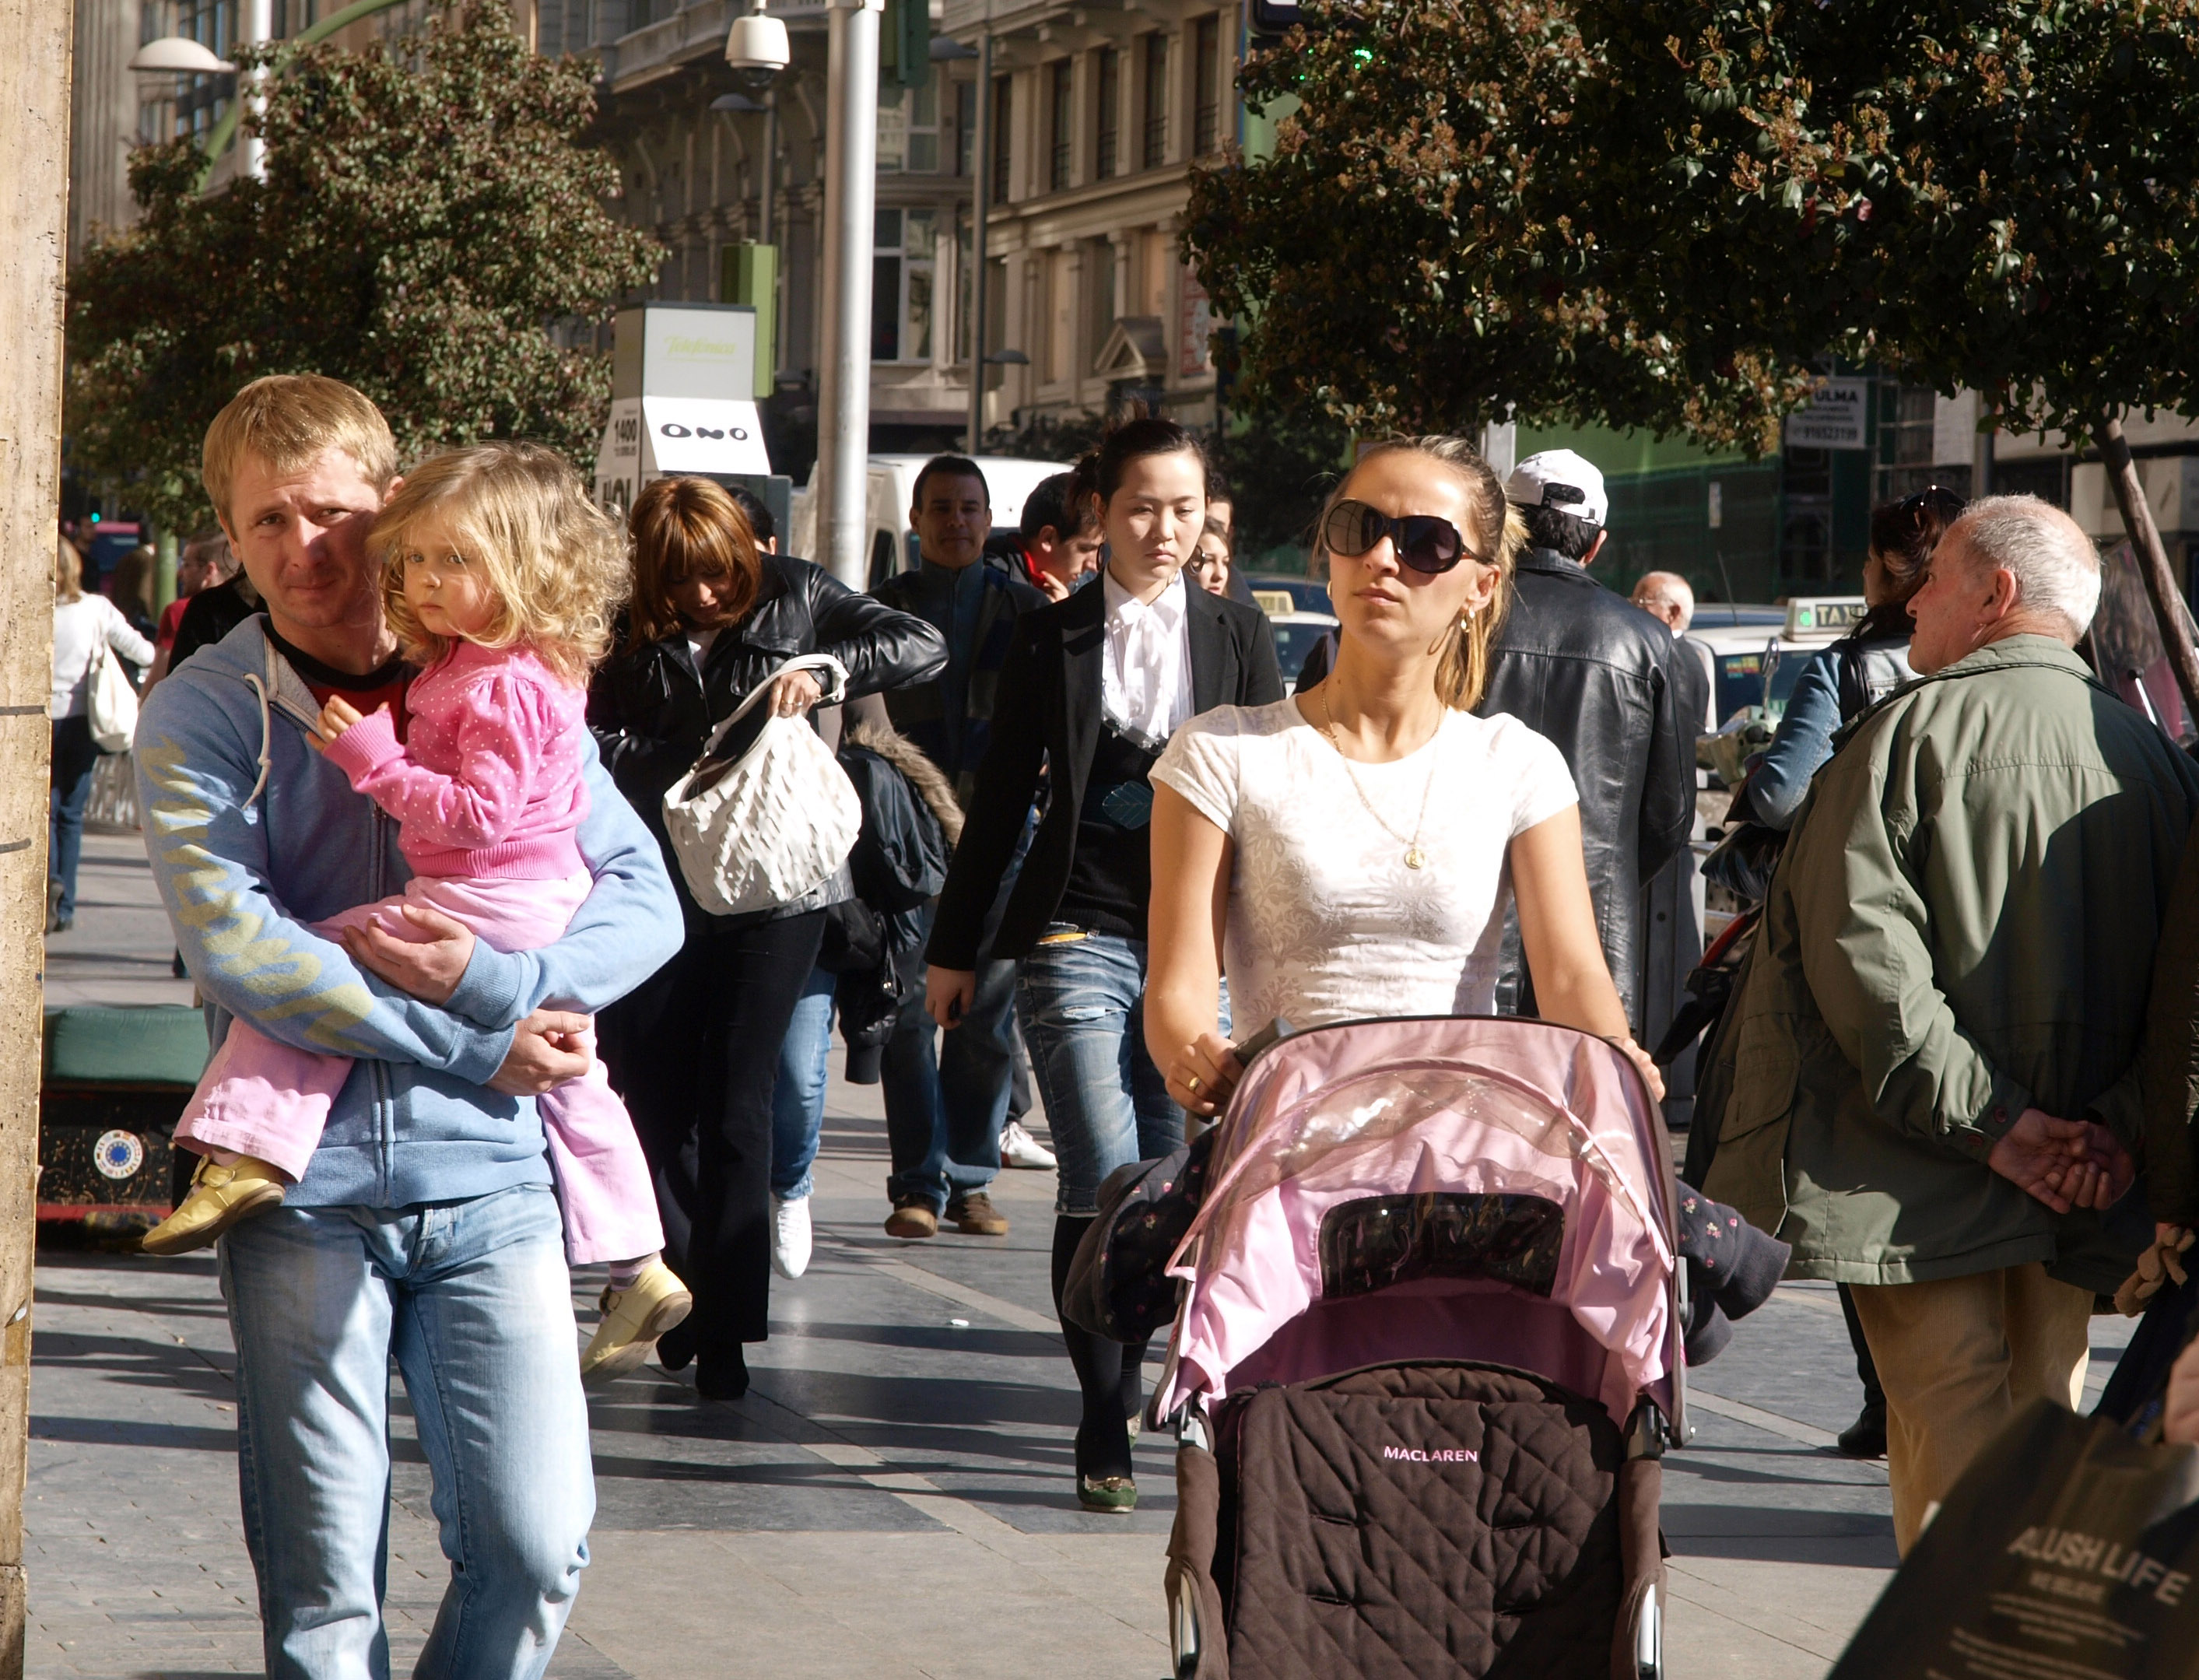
[577,0,986,466]
[941,0,1240,436]
[580,0,1248,470]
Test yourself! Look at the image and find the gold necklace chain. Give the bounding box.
[1317,686,1440,870]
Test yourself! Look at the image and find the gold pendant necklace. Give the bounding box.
[1318,686,1440,869]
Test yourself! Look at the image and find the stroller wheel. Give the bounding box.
[1168,1571,1201,1680]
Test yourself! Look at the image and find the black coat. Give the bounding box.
[170,574,263,672]
[833,718,964,1080]
[587,552,946,924]
[927,577,1285,970]
[1476,549,1695,1029]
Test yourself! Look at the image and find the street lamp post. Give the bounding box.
[964,29,992,454]
[815,0,883,591]
[241,0,274,177]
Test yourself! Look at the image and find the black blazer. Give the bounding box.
[927,578,1285,969]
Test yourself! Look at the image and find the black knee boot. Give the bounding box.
[1052,1215,1136,1497]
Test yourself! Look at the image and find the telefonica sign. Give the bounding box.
[634,305,760,401]
[665,335,745,359]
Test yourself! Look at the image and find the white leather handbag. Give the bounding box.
[86,636,140,753]
[662,652,861,917]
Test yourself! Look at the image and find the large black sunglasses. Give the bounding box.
[1320,499,1485,575]
[1899,484,1967,528]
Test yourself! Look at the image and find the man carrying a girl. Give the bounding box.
[135,374,683,1679]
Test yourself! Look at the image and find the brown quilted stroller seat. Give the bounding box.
[1155,1018,1683,1680]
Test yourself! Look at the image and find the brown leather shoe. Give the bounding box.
[945,1191,1008,1236]
[885,1198,938,1240]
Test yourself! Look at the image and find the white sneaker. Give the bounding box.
[771,1194,812,1279]
[1000,1120,1057,1170]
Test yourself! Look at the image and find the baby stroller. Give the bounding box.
[1155,1015,1685,1680]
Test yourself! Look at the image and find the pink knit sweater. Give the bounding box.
[321,640,590,881]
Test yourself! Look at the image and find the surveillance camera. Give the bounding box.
[725,14,790,91]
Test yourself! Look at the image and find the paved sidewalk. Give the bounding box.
[44,831,195,1008]
[24,829,2141,1677]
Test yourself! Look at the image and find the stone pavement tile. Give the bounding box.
[27,896,1936,1680]
[42,833,196,1008]
[1666,1557,1894,1677]
[573,1529,1169,1680]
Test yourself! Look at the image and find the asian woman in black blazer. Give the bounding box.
[924,419,1284,1511]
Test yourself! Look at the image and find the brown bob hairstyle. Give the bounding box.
[1850,482,1966,643]
[626,475,764,651]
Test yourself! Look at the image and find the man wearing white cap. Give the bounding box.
[1476,448,1695,1033]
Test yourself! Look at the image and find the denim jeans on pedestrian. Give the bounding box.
[48,714,100,922]
[1015,928,1181,1215]
[219,1184,594,1680]
[770,963,836,1202]
[880,817,1032,1212]
[882,904,1012,1211]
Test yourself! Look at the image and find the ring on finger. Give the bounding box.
[1186,1073,1203,1096]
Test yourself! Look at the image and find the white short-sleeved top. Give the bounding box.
[1151,698,1578,1031]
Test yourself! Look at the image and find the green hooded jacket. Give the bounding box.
[1701,636,2199,1292]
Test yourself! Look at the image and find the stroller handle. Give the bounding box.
[1230,1017,1296,1068]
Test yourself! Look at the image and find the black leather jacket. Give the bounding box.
[587,552,946,926]
[1476,549,1695,1028]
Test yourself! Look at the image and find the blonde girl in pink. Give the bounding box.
[145,443,688,1384]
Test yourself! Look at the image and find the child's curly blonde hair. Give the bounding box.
[371,443,630,686]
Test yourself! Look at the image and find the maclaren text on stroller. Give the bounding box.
[1155,1015,1685,1680]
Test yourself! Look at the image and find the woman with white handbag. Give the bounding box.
[588,475,945,1401]
[50,535,153,932]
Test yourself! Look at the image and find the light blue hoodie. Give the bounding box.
[134,617,684,1209]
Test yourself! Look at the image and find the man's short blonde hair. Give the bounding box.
[202,375,400,525]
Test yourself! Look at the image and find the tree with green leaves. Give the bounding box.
[1183,0,1818,452]
[1578,0,2199,714]
[1194,0,2199,709]
[68,0,661,533]
[1208,405,1354,560]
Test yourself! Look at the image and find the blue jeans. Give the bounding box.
[1015,929,1181,1215]
[769,964,836,1201]
[882,908,1012,1210]
[48,715,99,921]
[219,1185,594,1680]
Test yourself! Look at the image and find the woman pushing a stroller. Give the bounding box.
[1145,432,1661,1114]
[1138,434,1685,1680]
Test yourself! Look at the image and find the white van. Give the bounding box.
[787,454,1072,584]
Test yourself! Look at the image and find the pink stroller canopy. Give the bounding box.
[1159,1016,1679,1429]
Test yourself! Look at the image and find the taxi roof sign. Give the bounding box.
[1784,597,1868,639]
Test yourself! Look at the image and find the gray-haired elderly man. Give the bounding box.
[1703,496,2199,1553]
